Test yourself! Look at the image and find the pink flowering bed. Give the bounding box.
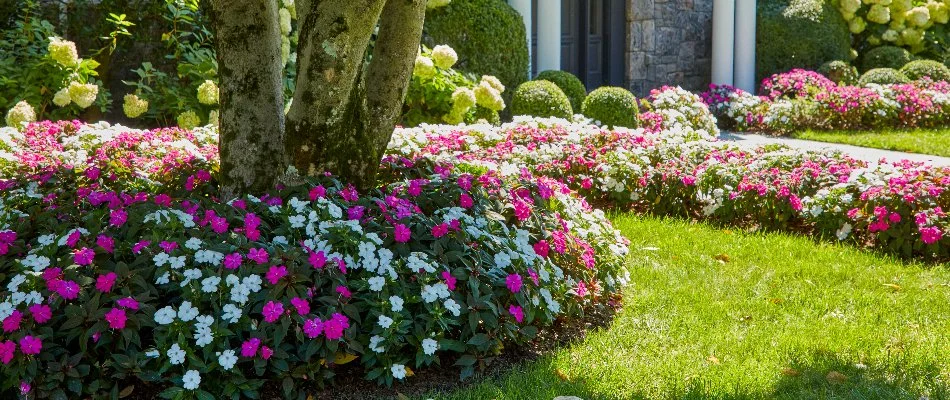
[393,87,950,258]
[701,69,950,134]
[0,121,630,398]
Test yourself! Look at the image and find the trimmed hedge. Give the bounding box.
[510,80,573,119]
[534,70,587,112]
[424,0,529,99]
[860,46,913,72]
[582,86,639,128]
[858,68,911,86]
[900,60,950,82]
[756,0,851,82]
[817,60,859,85]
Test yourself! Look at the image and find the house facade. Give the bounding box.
[509,0,753,96]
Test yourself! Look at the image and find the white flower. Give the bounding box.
[218,349,238,370]
[389,295,405,312]
[197,80,219,105]
[68,81,99,109]
[194,326,214,347]
[145,349,160,358]
[48,37,79,66]
[421,338,439,356]
[5,101,36,130]
[369,335,385,353]
[201,276,221,293]
[155,272,171,285]
[836,223,852,241]
[221,303,242,324]
[182,369,201,390]
[184,237,203,250]
[122,93,148,118]
[154,306,177,325]
[391,364,407,380]
[378,315,394,329]
[368,276,385,292]
[177,301,199,322]
[53,88,72,107]
[431,45,458,69]
[167,343,186,365]
[443,299,461,316]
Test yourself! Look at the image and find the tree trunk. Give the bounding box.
[210,0,286,198]
[286,0,426,190]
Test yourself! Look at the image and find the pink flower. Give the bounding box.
[265,265,288,285]
[117,297,139,310]
[459,193,473,208]
[0,340,15,364]
[457,174,473,190]
[55,280,80,300]
[96,235,115,253]
[96,272,117,293]
[248,248,269,264]
[921,226,943,244]
[18,336,41,355]
[159,241,178,253]
[335,285,352,298]
[347,206,365,221]
[506,274,523,293]
[66,230,81,248]
[576,281,588,297]
[290,297,310,315]
[681,175,696,186]
[104,308,127,330]
[889,212,902,223]
[527,268,539,286]
[442,271,457,291]
[512,199,532,221]
[132,240,150,254]
[303,318,324,338]
[18,381,30,395]
[533,240,549,258]
[262,301,284,323]
[260,346,273,360]
[509,305,524,323]
[340,185,359,202]
[431,223,449,238]
[309,185,326,200]
[3,310,22,332]
[224,252,243,270]
[309,251,327,269]
[323,313,349,340]
[29,304,51,324]
[394,224,411,243]
[241,338,261,357]
[73,247,95,266]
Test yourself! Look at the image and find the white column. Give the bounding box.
[509,0,533,75]
[711,0,736,86]
[536,1,562,72]
[734,0,757,92]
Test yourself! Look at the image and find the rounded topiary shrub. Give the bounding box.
[900,59,950,82]
[424,0,529,97]
[581,86,639,128]
[860,46,913,72]
[510,80,573,119]
[817,60,859,85]
[534,70,587,112]
[756,0,851,82]
[858,68,912,86]
[472,105,501,125]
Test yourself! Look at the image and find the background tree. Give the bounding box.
[209,0,427,197]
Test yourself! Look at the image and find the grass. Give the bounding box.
[792,128,950,157]
[424,215,950,399]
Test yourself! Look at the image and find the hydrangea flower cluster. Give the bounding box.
[405,45,506,126]
[837,0,947,51]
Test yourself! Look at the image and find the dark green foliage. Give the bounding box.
[423,0,529,96]
[472,105,501,125]
[510,80,573,119]
[756,0,851,82]
[581,86,639,128]
[900,59,950,82]
[860,46,913,72]
[534,70,587,112]
[817,60,859,85]
[858,68,911,86]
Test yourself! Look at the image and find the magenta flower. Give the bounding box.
[224,252,243,270]
[265,265,288,285]
[509,305,524,323]
[260,346,273,360]
[431,223,449,238]
[0,340,15,364]
[18,336,41,355]
[96,235,115,253]
[116,297,140,310]
[96,272,117,293]
[441,271,457,291]
[681,175,696,186]
[132,240,150,254]
[340,185,359,202]
[394,224,411,243]
[66,230,81,248]
[241,338,261,357]
[105,308,128,330]
[921,226,943,244]
[303,318,324,338]
[576,281,588,297]
[347,206,365,221]
[55,280,80,300]
[159,241,178,253]
[290,297,311,316]
[248,248,269,264]
[310,185,327,200]
[309,251,327,269]
[512,199,531,221]
[2,310,22,333]
[323,313,350,340]
[335,285,352,298]
[262,301,284,323]
[527,268,540,286]
[28,304,51,324]
[457,174,473,190]
[73,247,95,266]
[459,193,473,208]
[505,273,523,293]
[533,240,549,258]
[18,381,29,395]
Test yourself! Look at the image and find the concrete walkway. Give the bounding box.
[719,132,950,166]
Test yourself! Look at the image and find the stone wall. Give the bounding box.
[626,0,713,96]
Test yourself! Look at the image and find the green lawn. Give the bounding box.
[425,215,950,400]
[792,128,950,157]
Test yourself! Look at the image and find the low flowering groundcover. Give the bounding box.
[0,121,629,398]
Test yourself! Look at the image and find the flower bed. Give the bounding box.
[0,121,629,398]
[702,69,950,134]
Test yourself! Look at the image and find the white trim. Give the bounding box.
[734,0,757,92]
[712,0,736,86]
[536,1,562,72]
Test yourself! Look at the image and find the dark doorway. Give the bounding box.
[530,0,626,90]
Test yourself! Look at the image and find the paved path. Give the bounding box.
[719,132,950,166]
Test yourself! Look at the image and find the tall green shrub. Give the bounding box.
[756,0,852,82]
[534,70,587,112]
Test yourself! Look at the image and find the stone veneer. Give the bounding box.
[626,0,713,96]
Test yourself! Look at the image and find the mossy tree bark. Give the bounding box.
[212,0,426,196]
[209,1,287,198]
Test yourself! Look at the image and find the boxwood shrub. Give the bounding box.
[858,68,912,86]
[510,80,573,119]
[817,60,859,85]
[860,46,913,72]
[756,0,851,82]
[900,59,950,82]
[534,70,587,113]
[582,87,639,128]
